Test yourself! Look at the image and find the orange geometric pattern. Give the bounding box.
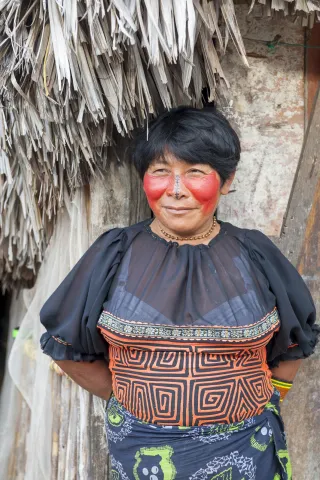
[98,309,279,426]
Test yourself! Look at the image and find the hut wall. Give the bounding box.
[219,6,305,237]
[89,147,150,240]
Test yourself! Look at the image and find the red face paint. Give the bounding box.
[144,171,220,216]
[183,172,220,214]
[143,174,171,215]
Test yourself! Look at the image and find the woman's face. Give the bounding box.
[143,153,234,236]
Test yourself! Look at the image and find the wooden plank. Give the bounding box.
[306,24,320,121]
[280,44,320,479]
[51,371,61,480]
[297,176,320,306]
[278,83,320,265]
[78,388,91,480]
[57,376,71,480]
[65,381,78,480]
[90,396,109,480]
[281,175,320,479]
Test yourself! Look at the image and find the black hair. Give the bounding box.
[132,106,241,184]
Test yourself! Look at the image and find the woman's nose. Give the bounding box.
[166,174,187,199]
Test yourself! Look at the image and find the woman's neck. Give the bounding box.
[150,218,221,246]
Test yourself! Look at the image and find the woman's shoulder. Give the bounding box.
[220,221,283,268]
[220,221,271,246]
[124,218,151,234]
[92,218,150,249]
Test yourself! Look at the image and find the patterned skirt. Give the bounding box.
[105,390,291,480]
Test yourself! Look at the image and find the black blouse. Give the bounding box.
[40,219,319,367]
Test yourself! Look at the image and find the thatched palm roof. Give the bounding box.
[0,0,318,292]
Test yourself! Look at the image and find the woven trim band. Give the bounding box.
[98,308,280,342]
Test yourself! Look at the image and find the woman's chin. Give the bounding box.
[162,207,195,216]
[159,215,200,236]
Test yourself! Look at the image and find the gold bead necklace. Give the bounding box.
[159,216,217,241]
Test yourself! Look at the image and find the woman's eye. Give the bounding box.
[152,169,169,175]
[187,169,205,175]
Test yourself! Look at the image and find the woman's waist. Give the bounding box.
[110,365,274,426]
[107,389,281,432]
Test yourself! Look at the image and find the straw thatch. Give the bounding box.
[248,0,320,28]
[0,0,318,292]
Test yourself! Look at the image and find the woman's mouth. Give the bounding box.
[164,206,194,214]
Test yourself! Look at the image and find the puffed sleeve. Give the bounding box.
[40,227,126,362]
[245,229,319,368]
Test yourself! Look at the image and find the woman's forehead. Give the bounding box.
[150,153,212,169]
[151,151,181,165]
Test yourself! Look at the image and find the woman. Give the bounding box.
[40,107,318,480]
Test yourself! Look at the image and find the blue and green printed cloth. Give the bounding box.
[106,390,291,480]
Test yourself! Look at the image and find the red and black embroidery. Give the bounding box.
[98,309,279,426]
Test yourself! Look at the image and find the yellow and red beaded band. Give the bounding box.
[271,377,293,402]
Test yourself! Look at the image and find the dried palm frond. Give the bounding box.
[0,0,241,292]
[249,0,320,18]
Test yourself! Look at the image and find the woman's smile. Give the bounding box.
[163,206,195,214]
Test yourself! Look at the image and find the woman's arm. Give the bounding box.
[270,359,302,401]
[271,359,302,382]
[56,359,113,401]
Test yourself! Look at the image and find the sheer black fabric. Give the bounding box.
[40,226,133,361]
[245,229,319,367]
[104,222,275,329]
[40,219,318,364]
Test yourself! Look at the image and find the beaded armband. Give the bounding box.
[271,377,293,402]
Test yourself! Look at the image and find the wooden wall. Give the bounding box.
[280,23,320,480]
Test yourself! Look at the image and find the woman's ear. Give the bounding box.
[220,171,235,195]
